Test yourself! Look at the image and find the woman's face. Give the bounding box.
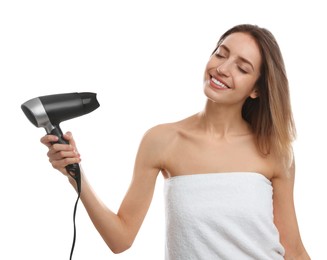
[203,32,262,106]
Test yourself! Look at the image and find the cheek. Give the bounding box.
[203,65,211,81]
[234,75,257,92]
[204,57,218,76]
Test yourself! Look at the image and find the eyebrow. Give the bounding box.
[219,44,255,71]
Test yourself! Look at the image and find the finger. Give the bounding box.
[50,157,81,173]
[63,131,78,151]
[47,143,76,157]
[47,149,80,161]
[40,135,58,147]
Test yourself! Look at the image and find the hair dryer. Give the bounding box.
[21,92,100,192]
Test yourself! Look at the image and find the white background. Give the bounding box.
[1,0,326,259]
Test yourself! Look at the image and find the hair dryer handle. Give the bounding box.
[50,127,81,193]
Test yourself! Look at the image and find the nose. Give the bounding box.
[216,62,231,77]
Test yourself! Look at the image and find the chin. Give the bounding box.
[203,87,220,104]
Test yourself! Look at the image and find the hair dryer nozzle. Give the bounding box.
[79,92,100,114]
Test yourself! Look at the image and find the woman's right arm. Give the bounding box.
[40,128,164,254]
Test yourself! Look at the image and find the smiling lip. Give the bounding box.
[210,77,230,90]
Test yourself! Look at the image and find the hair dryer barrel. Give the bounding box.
[21,92,100,132]
[40,92,99,125]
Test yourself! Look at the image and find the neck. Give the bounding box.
[198,99,251,137]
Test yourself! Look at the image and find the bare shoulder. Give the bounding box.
[141,115,196,144]
[136,116,196,169]
[136,115,195,172]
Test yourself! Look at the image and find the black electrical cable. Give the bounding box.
[70,190,81,260]
[67,165,82,260]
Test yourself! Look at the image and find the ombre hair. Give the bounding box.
[213,24,296,169]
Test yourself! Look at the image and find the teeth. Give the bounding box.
[212,78,228,88]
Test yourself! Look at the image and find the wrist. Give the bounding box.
[67,175,78,191]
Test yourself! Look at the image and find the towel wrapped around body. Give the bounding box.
[164,172,285,260]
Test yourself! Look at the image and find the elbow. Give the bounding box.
[108,238,134,254]
[100,217,137,254]
[110,243,132,254]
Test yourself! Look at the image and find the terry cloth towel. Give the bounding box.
[164,172,285,260]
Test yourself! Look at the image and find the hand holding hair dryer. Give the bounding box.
[21,92,100,192]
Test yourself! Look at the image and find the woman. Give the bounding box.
[41,24,310,259]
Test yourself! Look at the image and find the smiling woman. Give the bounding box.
[207,25,296,172]
[40,24,310,259]
[204,32,261,101]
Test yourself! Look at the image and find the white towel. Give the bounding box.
[164,172,285,260]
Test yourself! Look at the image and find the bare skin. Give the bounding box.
[41,32,310,259]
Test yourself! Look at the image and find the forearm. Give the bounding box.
[42,133,140,253]
[69,172,133,254]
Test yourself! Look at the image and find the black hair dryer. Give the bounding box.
[21,92,100,192]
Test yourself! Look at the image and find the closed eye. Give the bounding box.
[215,53,226,59]
[238,66,248,74]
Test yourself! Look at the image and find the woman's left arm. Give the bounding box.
[272,161,311,259]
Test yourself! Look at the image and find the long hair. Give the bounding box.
[213,24,296,169]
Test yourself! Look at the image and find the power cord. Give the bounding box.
[70,190,81,260]
[67,165,82,260]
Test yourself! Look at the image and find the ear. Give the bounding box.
[249,87,259,99]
